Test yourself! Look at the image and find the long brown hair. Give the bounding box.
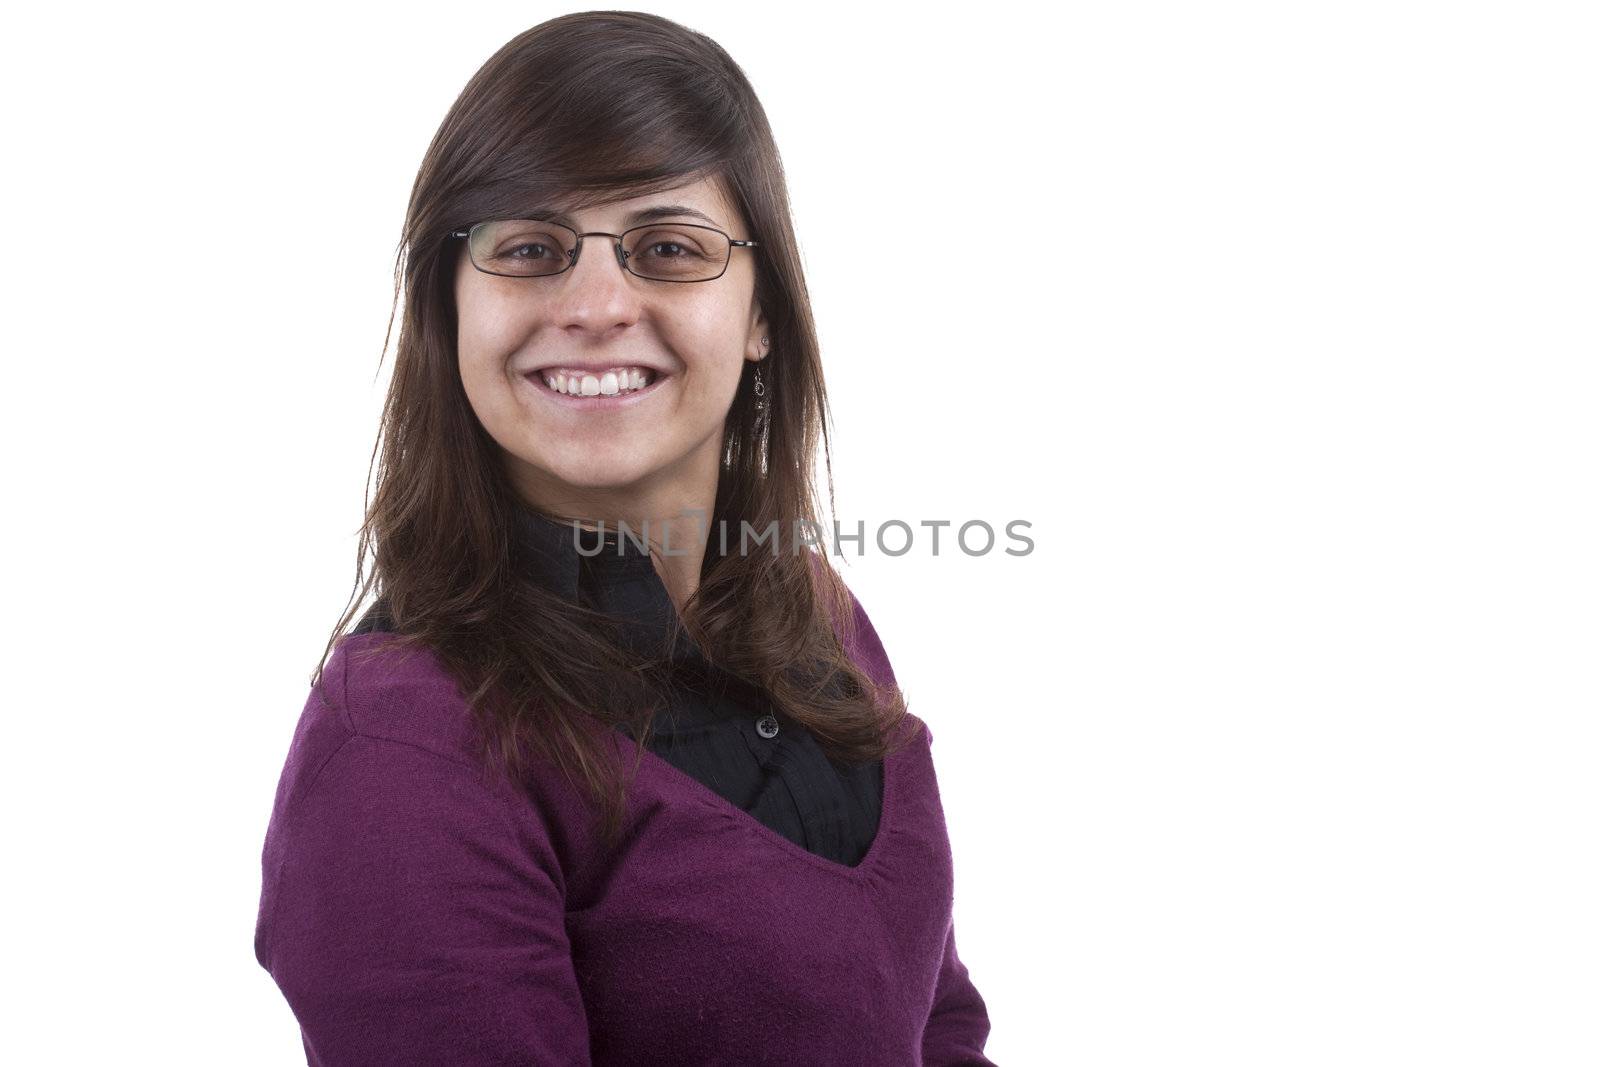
[315,10,917,847]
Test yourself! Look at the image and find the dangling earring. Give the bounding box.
[755,337,769,415]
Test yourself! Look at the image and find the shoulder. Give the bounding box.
[823,563,897,691]
[804,552,928,743]
[302,633,604,832]
[255,637,582,983]
[321,631,483,768]
[262,633,487,837]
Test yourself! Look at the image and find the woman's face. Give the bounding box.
[454,175,768,513]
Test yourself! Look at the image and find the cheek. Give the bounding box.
[672,304,751,387]
[455,285,520,383]
[667,346,742,422]
[454,306,527,434]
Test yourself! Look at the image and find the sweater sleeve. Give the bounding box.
[255,732,592,1066]
[919,719,997,1065]
[922,916,996,1065]
[840,590,996,1063]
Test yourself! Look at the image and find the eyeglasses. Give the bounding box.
[449,219,759,283]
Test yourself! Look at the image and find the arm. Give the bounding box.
[922,917,996,1066]
[839,587,996,1063]
[920,717,997,1065]
[255,733,591,1066]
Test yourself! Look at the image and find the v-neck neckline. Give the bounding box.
[623,726,904,882]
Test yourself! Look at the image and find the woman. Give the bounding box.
[253,11,994,1065]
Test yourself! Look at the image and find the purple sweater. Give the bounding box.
[254,593,994,1065]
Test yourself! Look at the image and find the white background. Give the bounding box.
[3,2,1596,1064]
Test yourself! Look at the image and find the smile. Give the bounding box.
[526,365,666,406]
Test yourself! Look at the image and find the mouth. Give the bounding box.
[524,364,668,407]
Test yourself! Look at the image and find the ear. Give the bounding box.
[746,306,771,362]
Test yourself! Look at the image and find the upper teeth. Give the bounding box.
[543,367,655,396]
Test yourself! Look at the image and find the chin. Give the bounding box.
[534,448,663,494]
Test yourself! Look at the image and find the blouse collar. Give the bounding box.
[513,505,718,670]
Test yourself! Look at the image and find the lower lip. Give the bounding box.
[524,371,668,409]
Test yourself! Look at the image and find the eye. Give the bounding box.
[644,240,688,259]
[504,243,557,261]
[631,227,711,260]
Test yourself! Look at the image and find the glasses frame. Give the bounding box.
[448,219,759,283]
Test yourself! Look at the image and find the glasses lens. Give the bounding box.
[623,224,731,282]
[469,220,576,276]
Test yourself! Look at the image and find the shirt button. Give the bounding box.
[756,714,780,739]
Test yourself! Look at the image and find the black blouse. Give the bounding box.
[353,507,885,868]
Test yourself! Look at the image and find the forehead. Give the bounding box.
[542,173,739,231]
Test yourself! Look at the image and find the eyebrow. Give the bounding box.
[533,204,724,230]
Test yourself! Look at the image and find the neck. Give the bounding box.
[511,440,722,613]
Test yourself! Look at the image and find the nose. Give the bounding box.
[551,234,642,332]
[570,232,631,276]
